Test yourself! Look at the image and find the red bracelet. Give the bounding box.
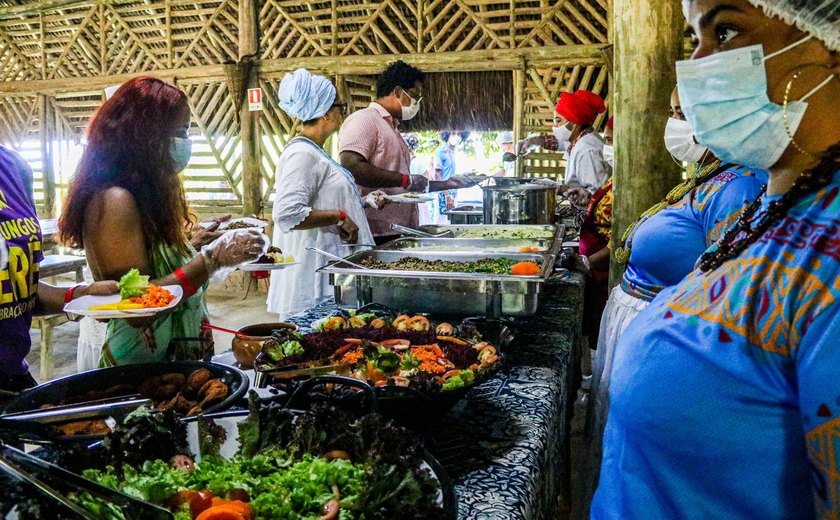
[64,285,81,304]
[337,210,347,225]
[401,174,409,189]
[174,267,198,297]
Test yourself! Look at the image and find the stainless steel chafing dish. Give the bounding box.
[319,250,554,318]
[376,237,555,253]
[415,224,559,240]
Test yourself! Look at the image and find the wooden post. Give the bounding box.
[38,95,56,217]
[512,64,525,177]
[239,0,261,216]
[610,0,683,284]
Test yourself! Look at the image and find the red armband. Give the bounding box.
[336,210,347,226]
[401,174,410,189]
[64,285,81,304]
[174,267,198,297]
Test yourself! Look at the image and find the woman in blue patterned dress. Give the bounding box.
[581,87,767,511]
[593,0,840,517]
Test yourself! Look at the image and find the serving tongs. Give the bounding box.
[254,356,351,388]
[389,224,454,238]
[0,444,174,519]
[307,247,367,269]
[1,394,151,424]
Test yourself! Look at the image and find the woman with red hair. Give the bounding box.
[518,90,610,193]
[59,77,266,366]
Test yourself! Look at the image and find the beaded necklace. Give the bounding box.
[613,160,724,265]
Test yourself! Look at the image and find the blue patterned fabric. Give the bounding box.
[593,171,840,518]
[286,271,585,519]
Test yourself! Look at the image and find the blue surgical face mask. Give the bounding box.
[676,36,833,170]
[171,137,192,173]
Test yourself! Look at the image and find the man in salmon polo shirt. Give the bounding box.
[339,60,465,245]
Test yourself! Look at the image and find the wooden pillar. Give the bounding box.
[38,95,56,217]
[610,0,683,284]
[512,64,525,177]
[239,0,261,216]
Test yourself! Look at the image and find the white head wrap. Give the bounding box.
[278,68,336,121]
[683,0,840,51]
[104,84,122,99]
[496,131,514,145]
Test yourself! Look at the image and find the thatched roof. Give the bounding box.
[401,71,513,132]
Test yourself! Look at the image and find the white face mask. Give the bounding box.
[552,124,572,143]
[664,117,708,163]
[602,144,614,169]
[170,137,193,173]
[448,135,462,146]
[399,89,421,121]
[677,36,833,169]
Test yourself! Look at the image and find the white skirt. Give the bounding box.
[580,284,650,515]
[77,317,109,372]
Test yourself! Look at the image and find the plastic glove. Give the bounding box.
[565,186,593,207]
[406,174,429,193]
[201,228,269,274]
[515,135,543,156]
[364,190,388,209]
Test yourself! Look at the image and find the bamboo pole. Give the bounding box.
[239,0,260,216]
[512,64,525,177]
[609,0,683,285]
[38,94,56,216]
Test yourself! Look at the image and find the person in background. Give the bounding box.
[0,146,118,391]
[404,133,435,226]
[581,87,766,515]
[602,119,614,171]
[339,60,467,245]
[59,77,267,367]
[434,130,468,215]
[518,90,610,193]
[267,69,385,318]
[593,0,840,516]
[494,131,516,176]
[569,117,614,357]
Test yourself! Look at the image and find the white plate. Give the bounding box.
[63,285,184,319]
[385,194,435,204]
[238,261,300,271]
[200,217,268,231]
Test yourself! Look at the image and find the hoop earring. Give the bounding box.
[783,69,836,158]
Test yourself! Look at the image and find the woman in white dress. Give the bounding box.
[267,69,385,319]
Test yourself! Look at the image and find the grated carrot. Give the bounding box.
[129,285,176,308]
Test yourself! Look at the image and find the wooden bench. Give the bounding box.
[32,254,87,381]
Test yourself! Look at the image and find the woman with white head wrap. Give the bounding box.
[267,69,385,318]
[593,1,840,518]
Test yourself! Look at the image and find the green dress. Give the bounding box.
[99,242,213,366]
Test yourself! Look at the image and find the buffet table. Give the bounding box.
[284,270,584,520]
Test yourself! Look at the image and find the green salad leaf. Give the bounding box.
[118,268,150,299]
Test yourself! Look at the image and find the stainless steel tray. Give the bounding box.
[376,237,554,253]
[416,224,558,240]
[319,250,553,317]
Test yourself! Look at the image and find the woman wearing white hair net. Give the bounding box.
[593,0,840,518]
[267,69,386,318]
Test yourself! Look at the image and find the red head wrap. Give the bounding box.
[555,90,606,127]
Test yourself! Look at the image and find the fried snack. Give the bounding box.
[186,369,213,394]
[155,384,179,402]
[137,376,162,398]
[160,373,187,387]
[198,380,229,408]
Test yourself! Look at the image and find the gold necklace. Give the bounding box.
[613,159,723,265]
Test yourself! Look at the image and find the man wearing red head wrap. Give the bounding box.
[515,90,610,193]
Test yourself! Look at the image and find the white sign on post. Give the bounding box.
[247,88,262,111]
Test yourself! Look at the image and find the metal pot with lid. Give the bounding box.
[483,183,556,225]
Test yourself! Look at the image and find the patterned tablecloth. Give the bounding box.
[284,271,585,520]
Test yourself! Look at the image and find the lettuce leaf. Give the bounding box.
[118,268,150,299]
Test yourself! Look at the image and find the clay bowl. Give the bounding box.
[232,322,297,369]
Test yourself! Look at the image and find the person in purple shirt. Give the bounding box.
[0,145,117,391]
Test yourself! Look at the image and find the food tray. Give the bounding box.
[376,237,554,253]
[3,362,249,417]
[320,250,553,317]
[416,224,559,240]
